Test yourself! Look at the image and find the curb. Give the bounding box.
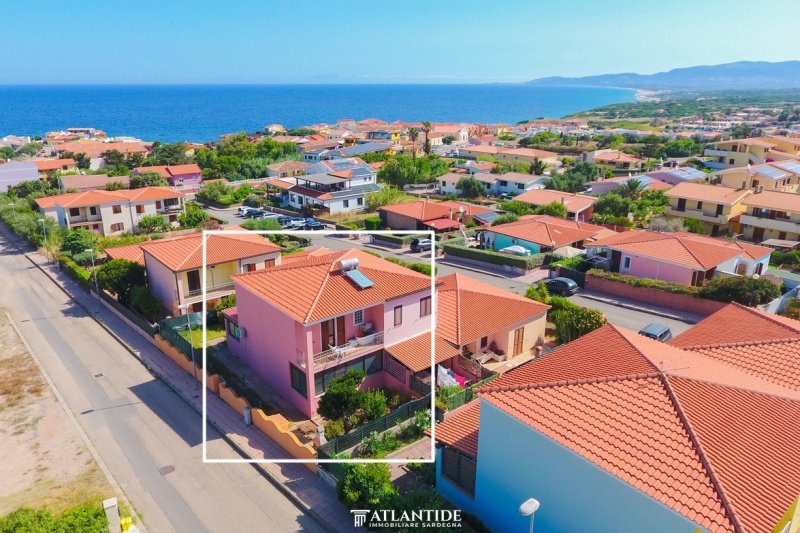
[1,226,336,533]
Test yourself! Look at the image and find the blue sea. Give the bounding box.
[0,84,635,143]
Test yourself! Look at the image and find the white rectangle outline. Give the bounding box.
[201,229,437,464]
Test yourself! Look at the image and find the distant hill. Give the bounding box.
[526,61,800,90]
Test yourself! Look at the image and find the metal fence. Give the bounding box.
[97,289,158,336]
[158,312,205,361]
[444,374,499,411]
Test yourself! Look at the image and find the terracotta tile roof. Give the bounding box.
[38,187,184,209]
[135,164,202,178]
[670,303,800,348]
[55,141,150,158]
[665,182,751,205]
[592,150,643,164]
[141,230,280,272]
[742,190,800,212]
[264,178,293,190]
[585,230,771,269]
[233,249,432,323]
[435,322,800,532]
[384,332,460,373]
[435,201,493,216]
[267,160,310,172]
[35,191,83,209]
[488,215,602,247]
[104,242,145,265]
[514,189,596,213]
[436,273,549,346]
[433,401,480,456]
[425,218,461,230]
[379,200,487,222]
[288,185,332,200]
[33,158,76,171]
[501,147,558,159]
[221,306,238,322]
[714,137,777,149]
[59,174,130,190]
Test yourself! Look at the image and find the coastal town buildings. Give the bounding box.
[514,189,597,221]
[664,181,751,235]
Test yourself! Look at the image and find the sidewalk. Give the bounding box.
[579,289,703,323]
[20,248,356,532]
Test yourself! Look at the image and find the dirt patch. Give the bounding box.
[0,312,113,516]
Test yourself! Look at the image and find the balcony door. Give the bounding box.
[187,270,201,294]
[676,198,686,212]
[512,327,524,356]
[321,316,346,349]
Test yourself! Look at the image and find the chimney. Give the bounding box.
[741,180,747,190]
[449,208,453,220]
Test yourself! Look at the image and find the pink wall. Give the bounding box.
[383,290,433,347]
[619,254,695,285]
[169,172,202,187]
[586,275,727,316]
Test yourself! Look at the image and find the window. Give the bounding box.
[156,201,162,209]
[264,258,276,268]
[110,223,124,232]
[314,354,383,395]
[517,183,524,190]
[89,206,97,216]
[357,197,363,206]
[112,205,122,214]
[696,201,703,210]
[622,256,632,269]
[290,364,307,398]
[136,205,145,214]
[441,181,446,187]
[394,305,403,326]
[69,207,80,216]
[227,320,242,341]
[343,199,349,208]
[716,204,724,216]
[246,263,256,272]
[419,296,432,317]
[353,309,364,325]
[480,336,488,349]
[499,180,508,187]
[441,447,476,497]
[729,158,735,165]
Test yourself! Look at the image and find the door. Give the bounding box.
[264,258,276,268]
[753,227,765,242]
[321,319,335,349]
[610,250,622,273]
[676,198,686,212]
[187,270,201,293]
[336,316,346,347]
[736,263,747,276]
[512,327,524,356]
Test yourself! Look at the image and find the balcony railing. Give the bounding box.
[185,281,235,298]
[313,331,384,366]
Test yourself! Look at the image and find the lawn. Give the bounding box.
[178,324,227,349]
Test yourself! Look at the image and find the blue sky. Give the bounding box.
[3,0,800,84]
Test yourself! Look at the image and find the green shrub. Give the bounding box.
[130,285,163,322]
[526,281,550,304]
[358,431,399,458]
[383,256,437,275]
[337,463,396,509]
[70,250,96,266]
[698,275,781,306]
[59,254,91,290]
[96,259,146,304]
[137,213,169,234]
[491,213,519,226]
[442,241,547,270]
[550,305,606,343]
[362,390,388,421]
[587,268,699,295]
[364,216,382,230]
[0,502,107,533]
[324,418,345,440]
[61,228,98,255]
[372,233,417,245]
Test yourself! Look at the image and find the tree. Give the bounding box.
[337,463,396,509]
[137,214,169,233]
[130,285,164,322]
[533,201,568,218]
[17,142,42,157]
[365,186,405,211]
[546,162,598,193]
[682,218,706,234]
[421,121,432,155]
[615,178,646,200]
[96,259,146,304]
[61,228,97,255]
[145,142,190,166]
[178,202,209,227]
[549,298,607,343]
[442,135,456,145]
[530,157,547,176]
[0,146,16,160]
[317,369,365,431]
[61,151,90,169]
[408,127,419,159]
[101,149,126,167]
[130,171,168,189]
[699,276,781,306]
[105,180,127,191]
[498,200,533,216]
[594,193,635,218]
[455,176,487,199]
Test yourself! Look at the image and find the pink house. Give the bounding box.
[135,164,203,188]
[223,248,434,418]
[585,230,772,286]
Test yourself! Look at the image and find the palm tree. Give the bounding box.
[530,157,547,176]
[408,127,419,160]
[616,178,645,200]
[421,121,432,155]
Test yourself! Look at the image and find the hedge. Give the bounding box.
[587,268,700,295]
[383,256,437,276]
[442,241,550,270]
[59,254,92,290]
[372,234,419,245]
[364,216,382,230]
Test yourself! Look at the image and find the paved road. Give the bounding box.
[313,235,695,336]
[0,232,323,533]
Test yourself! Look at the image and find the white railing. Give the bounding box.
[186,281,235,298]
[313,331,384,366]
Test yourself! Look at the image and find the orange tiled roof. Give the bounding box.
[514,189,596,213]
[141,230,280,272]
[584,230,771,269]
[32,158,76,171]
[104,242,145,265]
[378,200,456,222]
[37,187,184,209]
[435,323,800,533]
[135,164,202,178]
[264,178,293,190]
[592,150,643,164]
[55,141,150,158]
[384,332,460,373]
[742,189,800,212]
[433,401,480,456]
[665,182,751,205]
[670,302,800,347]
[488,215,605,247]
[233,248,432,323]
[436,273,549,346]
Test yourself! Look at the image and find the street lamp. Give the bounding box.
[85,248,100,297]
[519,498,540,533]
[178,303,199,389]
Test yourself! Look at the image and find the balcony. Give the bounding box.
[740,214,800,234]
[185,281,235,299]
[665,206,726,223]
[704,149,729,157]
[312,331,384,367]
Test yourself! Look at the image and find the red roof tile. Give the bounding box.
[33,158,76,171]
[670,303,800,348]
[514,189,596,213]
[433,401,481,457]
[104,242,145,265]
[384,332,460,373]
[141,230,280,272]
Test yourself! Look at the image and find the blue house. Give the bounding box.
[434,322,800,533]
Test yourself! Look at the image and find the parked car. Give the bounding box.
[304,220,326,231]
[277,215,292,225]
[284,217,307,228]
[257,212,280,220]
[246,209,265,218]
[638,323,673,342]
[410,238,432,252]
[238,206,256,216]
[543,277,578,296]
[498,245,531,256]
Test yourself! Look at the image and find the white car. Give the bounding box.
[238,206,256,216]
[498,245,531,256]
